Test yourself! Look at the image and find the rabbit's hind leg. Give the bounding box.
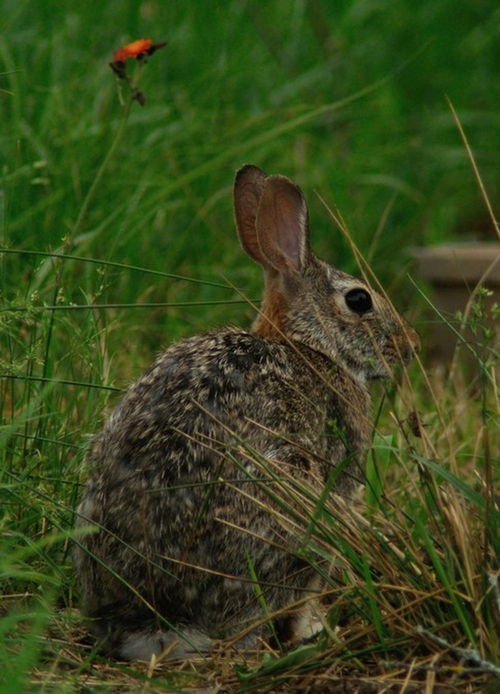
[281,577,325,644]
[290,599,324,642]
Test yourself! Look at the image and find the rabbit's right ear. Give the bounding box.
[234,164,269,266]
[255,175,310,275]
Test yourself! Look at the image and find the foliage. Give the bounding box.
[0,1,498,691]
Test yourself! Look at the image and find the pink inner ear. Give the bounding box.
[234,165,270,266]
[256,177,308,274]
[238,184,264,258]
[274,189,308,271]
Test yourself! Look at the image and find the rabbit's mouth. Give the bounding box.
[337,321,419,382]
[391,326,421,366]
[353,336,418,381]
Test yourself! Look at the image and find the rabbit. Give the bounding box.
[75,164,419,661]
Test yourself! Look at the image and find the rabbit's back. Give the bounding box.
[90,328,336,479]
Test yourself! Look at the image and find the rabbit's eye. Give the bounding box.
[345,288,373,315]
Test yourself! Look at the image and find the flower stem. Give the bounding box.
[70,98,133,241]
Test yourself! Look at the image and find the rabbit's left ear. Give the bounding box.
[255,175,310,275]
[234,164,269,266]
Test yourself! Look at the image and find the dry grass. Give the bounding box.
[3,350,498,693]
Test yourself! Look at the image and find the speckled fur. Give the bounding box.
[75,165,419,660]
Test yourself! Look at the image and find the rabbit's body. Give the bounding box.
[76,165,418,660]
[77,329,369,658]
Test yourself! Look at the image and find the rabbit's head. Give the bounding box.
[234,164,419,383]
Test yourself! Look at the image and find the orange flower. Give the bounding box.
[112,38,166,64]
[110,38,167,105]
[113,38,153,63]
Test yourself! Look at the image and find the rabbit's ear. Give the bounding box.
[255,176,309,274]
[234,165,269,265]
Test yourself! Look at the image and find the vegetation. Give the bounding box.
[1,1,498,691]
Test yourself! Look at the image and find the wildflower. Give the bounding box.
[112,38,166,64]
[109,37,166,105]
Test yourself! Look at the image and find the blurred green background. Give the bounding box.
[1,0,499,362]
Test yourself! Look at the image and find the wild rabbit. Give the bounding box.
[75,164,419,660]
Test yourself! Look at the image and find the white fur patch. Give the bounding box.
[119,629,213,661]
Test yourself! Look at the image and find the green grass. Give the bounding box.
[1,1,499,691]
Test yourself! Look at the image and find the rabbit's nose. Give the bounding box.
[391,325,420,364]
[407,326,421,355]
[401,326,420,364]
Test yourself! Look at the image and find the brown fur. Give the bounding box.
[252,281,287,338]
[75,164,418,661]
